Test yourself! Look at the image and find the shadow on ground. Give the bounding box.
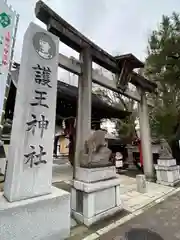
[118,168,142,179]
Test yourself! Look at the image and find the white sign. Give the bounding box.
[115,152,123,168]
[116,160,123,168]
[4,22,59,202]
[0,1,16,122]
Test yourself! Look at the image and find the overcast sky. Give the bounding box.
[7,0,180,63]
[2,0,180,132]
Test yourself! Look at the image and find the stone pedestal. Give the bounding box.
[0,187,70,240]
[71,166,122,226]
[75,166,116,183]
[155,158,180,186]
[136,174,146,193]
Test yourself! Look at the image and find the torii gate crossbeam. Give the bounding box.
[58,53,154,106]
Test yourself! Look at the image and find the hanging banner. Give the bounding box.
[0,1,16,123]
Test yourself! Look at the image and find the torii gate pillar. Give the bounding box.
[74,47,92,178]
[138,89,155,181]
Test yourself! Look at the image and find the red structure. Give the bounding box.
[138,140,143,167]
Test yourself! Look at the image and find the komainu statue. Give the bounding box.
[80,130,113,168]
[159,138,173,159]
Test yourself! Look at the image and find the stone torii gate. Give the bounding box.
[35,0,157,181]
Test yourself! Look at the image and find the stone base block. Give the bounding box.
[157,179,180,187]
[0,187,70,240]
[71,178,122,226]
[157,158,176,167]
[155,165,179,171]
[155,164,180,186]
[75,166,116,183]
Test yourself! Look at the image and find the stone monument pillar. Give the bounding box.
[0,22,70,240]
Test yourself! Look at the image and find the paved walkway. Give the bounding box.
[0,158,179,239]
[52,161,178,239]
[100,191,180,240]
[115,175,174,213]
[52,161,174,213]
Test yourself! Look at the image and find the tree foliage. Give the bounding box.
[93,73,138,143]
[145,12,180,142]
[114,98,138,143]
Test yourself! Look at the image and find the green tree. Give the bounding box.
[93,70,138,143]
[145,12,180,143]
[114,98,138,143]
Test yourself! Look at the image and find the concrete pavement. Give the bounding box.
[100,189,180,240]
[51,161,179,240]
[1,158,177,239]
